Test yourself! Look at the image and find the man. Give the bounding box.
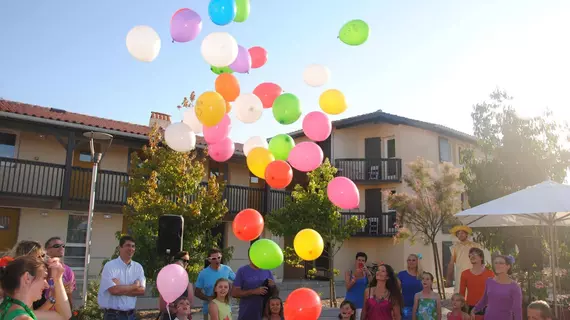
[98,235,146,320]
[231,248,279,320]
[195,248,235,320]
[446,225,483,292]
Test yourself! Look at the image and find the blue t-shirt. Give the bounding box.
[398,270,423,309]
[196,265,236,314]
[234,264,274,320]
[344,272,368,308]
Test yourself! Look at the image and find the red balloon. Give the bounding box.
[253,82,283,109]
[265,160,293,189]
[249,46,268,69]
[284,288,322,320]
[232,209,264,241]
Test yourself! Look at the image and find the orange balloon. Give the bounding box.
[265,160,293,189]
[232,209,264,241]
[284,288,322,320]
[225,101,232,113]
[215,73,240,102]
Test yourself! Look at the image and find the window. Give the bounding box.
[384,190,397,212]
[438,137,451,162]
[65,214,88,269]
[0,132,17,158]
[458,146,464,165]
[0,216,11,230]
[386,139,396,158]
[78,152,91,163]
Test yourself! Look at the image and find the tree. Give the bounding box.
[265,160,366,307]
[387,157,464,299]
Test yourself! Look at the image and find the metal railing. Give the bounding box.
[341,211,398,237]
[335,158,402,182]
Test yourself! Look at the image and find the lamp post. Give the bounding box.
[81,131,113,305]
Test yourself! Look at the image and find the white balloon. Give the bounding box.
[303,64,331,87]
[164,122,196,152]
[234,94,263,124]
[243,136,268,156]
[126,25,161,62]
[201,32,239,67]
[182,107,203,134]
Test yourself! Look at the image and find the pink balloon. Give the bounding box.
[157,264,189,303]
[209,137,235,162]
[249,46,268,69]
[287,142,323,172]
[302,111,332,142]
[327,177,360,209]
[204,114,231,144]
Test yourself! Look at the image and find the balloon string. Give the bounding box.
[167,306,172,320]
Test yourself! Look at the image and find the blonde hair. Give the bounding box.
[408,254,423,279]
[9,241,44,259]
[451,293,468,313]
[211,278,230,304]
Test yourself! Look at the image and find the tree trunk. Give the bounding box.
[329,255,337,307]
[431,241,445,300]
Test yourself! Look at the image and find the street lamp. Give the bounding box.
[81,131,113,305]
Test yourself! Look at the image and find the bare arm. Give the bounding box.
[360,290,369,320]
[108,283,139,296]
[51,264,72,319]
[412,293,419,320]
[208,301,219,320]
[393,301,402,320]
[345,271,355,290]
[194,287,211,302]
[186,283,194,305]
[436,296,442,320]
[34,310,66,320]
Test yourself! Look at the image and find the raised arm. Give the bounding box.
[345,270,356,290]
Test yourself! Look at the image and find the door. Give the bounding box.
[70,143,100,200]
[386,138,397,177]
[248,175,264,212]
[365,189,382,235]
[317,136,332,163]
[208,160,227,183]
[0,208,19,252]
[364,138,382,181]
[310,243,331,280]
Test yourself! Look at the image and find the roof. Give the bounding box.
[288,110,476,143]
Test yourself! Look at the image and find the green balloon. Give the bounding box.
[339,19,369,46]
[272,93,302,125]
[234,0,250,22]
[269,134,296,161]
[249,239,284,270]
[210,66,234,75]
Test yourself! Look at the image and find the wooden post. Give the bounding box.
[61,131,76,209]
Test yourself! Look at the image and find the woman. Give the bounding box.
[361,264,403,320]
[459,248,493,319]
[471,255,522,320]
[398,254,423,320]
[345,252,372,319]
[158,251,194,320]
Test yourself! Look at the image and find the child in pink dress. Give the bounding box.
[446,294,469,320]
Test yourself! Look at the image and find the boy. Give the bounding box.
[174,297,192,320]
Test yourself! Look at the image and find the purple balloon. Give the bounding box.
[229,45,252,74]
[170,8,202,43]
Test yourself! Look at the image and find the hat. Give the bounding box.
[450,225,472,236]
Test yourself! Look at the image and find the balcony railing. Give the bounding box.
[335,158,402,183]
[0,157,65,198]
[341,211,398,237]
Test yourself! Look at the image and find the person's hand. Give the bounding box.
[112,278,121,285]
[470,310,476,320]
[253,286,268,295]
[267,279,275,287]
[48,259,65,280]
[350,277,356,285]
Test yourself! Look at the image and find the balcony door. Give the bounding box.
[384,138,397,178]
[71,143,101,200]
[248,175,264,212]
[365,188,382,235]
[364,138,381,181]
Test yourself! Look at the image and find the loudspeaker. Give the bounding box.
[518,236,544,271]
[157,215,184,256]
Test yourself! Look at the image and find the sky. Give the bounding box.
[0,0,569,145]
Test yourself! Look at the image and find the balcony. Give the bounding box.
[335,158,402,183]
[341,211,398,237]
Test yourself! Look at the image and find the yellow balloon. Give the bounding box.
[294,228,324,261]
[247,147,275,179]
[195,91,226,126]
[319,89,347,115]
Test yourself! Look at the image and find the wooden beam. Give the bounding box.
[61,131,76,209]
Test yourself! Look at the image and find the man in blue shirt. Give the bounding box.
[194,248,235,320]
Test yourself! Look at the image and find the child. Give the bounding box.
[338,300,356,320]
[173,297,192,320]
[208,278,232,320]
[527,300,554,320]
[262,296,284,320]
[412,272,441,320]
[446,294,469,320]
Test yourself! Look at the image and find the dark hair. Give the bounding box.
[264,296,284,318]
[119,235,135,247]
[45,237,62,249]
[0,255,47,296]
[422,271,434,281]
[494,255,514,275]
[338,300,356,320]
[172,251,189,261]
[208,248,222,257]
[211,278,230,304]
[368,264,403,308]
[355,252,368,262]
[469,247,485,264]
[528,300,554,319]
[10,240,43,258]
[174,296,190,308]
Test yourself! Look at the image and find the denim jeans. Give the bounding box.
[103,310,136,320]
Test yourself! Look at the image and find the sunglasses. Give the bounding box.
[50,244,66,249]
[208,256,221,261]
[179,259,190,264]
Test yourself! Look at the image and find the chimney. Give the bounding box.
[149,112,171,129]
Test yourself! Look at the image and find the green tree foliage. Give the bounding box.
[265,159,366,307]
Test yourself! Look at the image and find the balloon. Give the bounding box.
[268,134,295,161]
[196,91,226,126]
[302,111,332,142]
[284,288,322,320]
[201,32,238,67]
[164,122,196,152]
[126,26,161,63]
[232,208,264,241]
[234,0,250,22]
[203,114,231,144]
[265,160,293,189]
[243,136,268,156]
[327,177,360,209]
[234,93,263,124]
[294,229,324,261]
[247,147,275,179]
[339,19,370,46]
[211,66,234,75]
[208,137,235,162]
[319,89,347,115]
[215,73,240,102]
[303,64,330,87]
[229,45,251,74]
[182,107,203,134]
[208,0,236,26]
[272,93,302,125]
[253,83,282,109]
[249,46,268,69]
[225,101,232,113]
[156,264,189,303]
[287,142,323,172]
[249,239,283,270]
[170,8,202,42]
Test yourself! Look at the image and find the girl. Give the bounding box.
[361,264,403,320]
[338,300,356,320]
[398,254,423,320]
[412,272,441,320]
[262,296,284,320]
[208,278,232,320]
[446,294,469,320]
[173,297,192,320]
[527,300,554,320]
